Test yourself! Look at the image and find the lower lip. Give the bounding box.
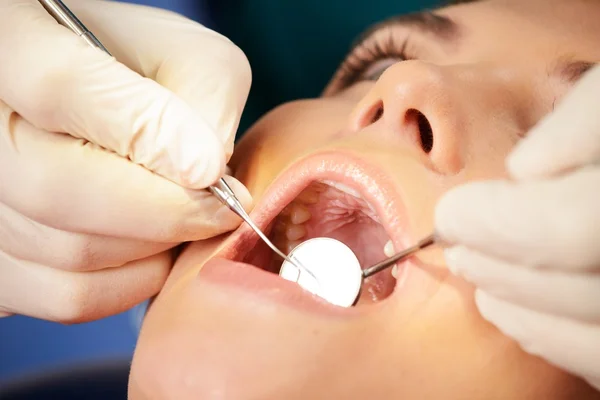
[197,254,441,315]
[198,258,365,316]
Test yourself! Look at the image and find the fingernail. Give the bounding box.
[473,290,497,325]
[444,246,464,276]
[505,117,552,180]
[222,176,253,212]
[208,177,254,232]
[474,290,525,337]
[506,141,533,179]
[434,188,468,242]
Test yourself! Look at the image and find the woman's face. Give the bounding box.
[130,0,600,398]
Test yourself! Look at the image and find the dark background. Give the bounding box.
[0,0,439,386]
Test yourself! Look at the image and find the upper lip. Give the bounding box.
[218,149,414,266]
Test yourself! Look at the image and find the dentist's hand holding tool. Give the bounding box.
[0,0,252,322]
[435,65,600,391]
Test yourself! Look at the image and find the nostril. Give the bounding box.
[352,100,384,131]
[407,109,434,153]
[417,111,434,153]
[368,101,384,125]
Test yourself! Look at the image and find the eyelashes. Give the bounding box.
[334,28,411,89]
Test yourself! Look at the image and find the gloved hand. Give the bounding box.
[435,65,600,391]
[0,0,252,322]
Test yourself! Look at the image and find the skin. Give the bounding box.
[129,0,600,398]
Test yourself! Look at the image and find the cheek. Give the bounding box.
[384,277,570,398]
[466,127,518,181]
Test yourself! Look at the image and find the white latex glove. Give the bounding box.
[0,0,252,322]
[435,65,600,391]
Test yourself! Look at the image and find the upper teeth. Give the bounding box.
[290,204,311,224]
[320,180,362,199]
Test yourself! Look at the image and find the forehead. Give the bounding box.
[438,0,600,65]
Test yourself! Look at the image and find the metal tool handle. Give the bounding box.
[362,233,438,278]
[38,0,111,55]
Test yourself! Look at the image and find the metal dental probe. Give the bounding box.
[39,0,313,278]
[361,233,438,278]
[208,180,317,280]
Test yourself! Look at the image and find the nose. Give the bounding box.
[348,60,467,174]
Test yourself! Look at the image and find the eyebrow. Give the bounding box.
[352,11,460,48]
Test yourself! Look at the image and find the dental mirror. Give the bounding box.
[279,237,363,307]
[280,234,438,307]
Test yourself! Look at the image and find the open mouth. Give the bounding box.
[218,151,414,306]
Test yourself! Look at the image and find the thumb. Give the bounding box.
[0,1,225,189]
[507,65,600,180]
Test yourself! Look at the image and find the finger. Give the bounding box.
[435,167,600,270]
[0,201,176,271]
[0,0,224,188]
[508,65,600,180]
[475,291,600,388]
[0,104,252,242]
[66,0,253,157]
[446,246,600,322]
[0,249,171,323]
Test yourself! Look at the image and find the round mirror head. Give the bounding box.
[279,237,362,307]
